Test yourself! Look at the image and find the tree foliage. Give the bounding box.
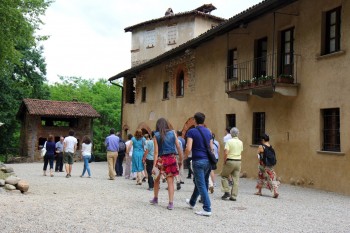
[0,0,51,154]
[49,77,122,152]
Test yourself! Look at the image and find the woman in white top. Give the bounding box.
[124,134,133,179]
[80,135,92,178]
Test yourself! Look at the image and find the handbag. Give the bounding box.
[196,127,217,170]
[88,154,95,163]
[40,142,47,157]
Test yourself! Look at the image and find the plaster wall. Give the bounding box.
[130,16,223,67]
[122,0,350,195]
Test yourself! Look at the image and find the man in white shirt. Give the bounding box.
[223,127,232,145]
[63,130,78,178]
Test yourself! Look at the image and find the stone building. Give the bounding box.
[110,0,350,195]
[17,99,100,160]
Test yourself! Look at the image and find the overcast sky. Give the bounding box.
[39,0,262,84]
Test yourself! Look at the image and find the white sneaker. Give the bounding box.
[185,199,194,209]
[195,210,212,217]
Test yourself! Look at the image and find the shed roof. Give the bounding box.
[17,99,101,119]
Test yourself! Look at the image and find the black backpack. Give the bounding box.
[263,145,277,166]
[118,141,126,153]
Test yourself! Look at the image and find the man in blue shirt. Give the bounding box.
[185,112,213,217]
[142,133,154,190]
[177,130,186,185]
[105,128,119,180]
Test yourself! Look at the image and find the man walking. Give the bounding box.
[142,133,154,191]
[63,130,78,178]
[55,136,64,172]
[115,132,126,176]
[185,112,213,216]
[105,128,119,180]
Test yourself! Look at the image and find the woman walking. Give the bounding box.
[255,133,280,198]
[127,129,146,185]
[43,134,56,177]
[80,135,92,178]
[150,118,183,210]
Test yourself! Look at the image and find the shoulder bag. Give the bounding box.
[196,127,217,170]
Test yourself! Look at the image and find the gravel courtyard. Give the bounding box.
[1,161,349,233]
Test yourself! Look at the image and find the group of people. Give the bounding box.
[42,130,80,178]
[41,112,280,217]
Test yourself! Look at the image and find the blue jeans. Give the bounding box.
[189,159,212,212]
[82,156,91,176]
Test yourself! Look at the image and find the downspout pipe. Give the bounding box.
[109,80,124,137]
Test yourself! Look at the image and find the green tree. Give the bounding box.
[0,0,51,155]
[49,77,122,152]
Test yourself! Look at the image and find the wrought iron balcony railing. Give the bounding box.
[225,53,300,93]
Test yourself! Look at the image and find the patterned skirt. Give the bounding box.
[256,161,280,192]
[156,154,179,177]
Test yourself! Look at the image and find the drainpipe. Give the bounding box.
[109,80,124,136]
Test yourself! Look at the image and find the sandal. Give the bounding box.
[254,192,262,196]
[273,193,279,198]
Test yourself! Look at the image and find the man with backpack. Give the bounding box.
[115,132,126,177]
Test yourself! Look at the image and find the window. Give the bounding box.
[176,71,184,97]
[167,24,177,45]
[322,108,340,152]
[226,114,236,129]
[163,81,169,99]
[255,38,268,77]
[323,7,341,54]
[141,87,146,102]
[227,49,238,80]
[41,118,78,127]
[145,29,156,48]
[280,28,294,76]
[125,78,135,104]
[252,112,265,144]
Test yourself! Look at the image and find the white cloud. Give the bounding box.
[39,0,262,84]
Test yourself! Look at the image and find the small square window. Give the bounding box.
[322,108,340,152]
[252,112,265,144]
[141,87,146,102]
[163,82,169,99]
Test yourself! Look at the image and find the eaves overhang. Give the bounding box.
[109,0,298,82]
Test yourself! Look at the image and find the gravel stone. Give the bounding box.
[0,162,349,233]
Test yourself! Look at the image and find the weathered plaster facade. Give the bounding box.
[114,0,350,195]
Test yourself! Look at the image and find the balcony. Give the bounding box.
[225,53,300,101]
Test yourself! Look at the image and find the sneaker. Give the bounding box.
[177,183,181,190]
[229,197,236,201]
[186,176,192,179]
[221,192,230,200]
[180,181,184,184]
[185,199,194,209]
[167,202,174,210]
[149,198,158,205]
[147,188,154,191]
[66,174,69,178]
[195,210,212,217]
[209,186,214,194]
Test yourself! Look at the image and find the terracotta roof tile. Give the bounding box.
[19,99,100,118]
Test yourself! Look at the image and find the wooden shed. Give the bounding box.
[17,99,100,160]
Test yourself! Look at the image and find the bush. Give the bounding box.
[93,152,107,162]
